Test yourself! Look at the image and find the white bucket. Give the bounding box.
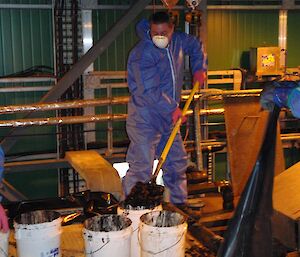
[14,210,62,257]
[118,204,162,257]
[139,211,187,257]
[83,214,132,257]
[0,231,9,257]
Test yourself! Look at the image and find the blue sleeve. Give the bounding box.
[136,19,150,40]
[179,33,207,73]
[127,46,178,117]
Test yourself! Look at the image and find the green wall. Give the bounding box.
[0,5,57,199]
[287,11,300,67]
[0,7,55,156]
[207,10,279,70]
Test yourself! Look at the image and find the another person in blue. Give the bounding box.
[0,147,8,232]
[123,11,207,205]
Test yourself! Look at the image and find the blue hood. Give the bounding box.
[136,19,151,41]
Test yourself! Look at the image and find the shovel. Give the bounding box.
[151,80,200,183]
[124,81,200,207]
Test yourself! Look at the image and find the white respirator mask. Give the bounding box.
[152,35,169,49]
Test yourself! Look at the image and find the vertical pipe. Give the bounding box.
[198,0,209,141]
[107,85,113,156]
[82,9,96,146]
[278,9,287,70]
[186,17,203,170]
[184,21,190,71]
[194,99,204,170]
[52,0,61,196]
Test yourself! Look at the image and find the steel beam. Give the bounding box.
[0,77,55,83]
[4,159,70,174]
[0,180,27,201]
[1,0,152,153]
[0,4,52,9]
[0,86,52,93]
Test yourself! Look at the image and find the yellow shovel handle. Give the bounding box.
[152,81,200,181]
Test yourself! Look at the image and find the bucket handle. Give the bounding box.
[0,246,8,257]
[84,234,110,256]
[137,227,185,255]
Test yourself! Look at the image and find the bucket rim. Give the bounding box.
[84,214,132,232]
[118,201,162,211]
[140,210,187,227]
[14,210,61,225]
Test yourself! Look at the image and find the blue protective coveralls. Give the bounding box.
[123,19,206,204]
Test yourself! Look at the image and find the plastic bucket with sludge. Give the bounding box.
[83,214,132,257]
[139,210,187,257]
[14,210,62,257]
[118,203,162,257]
[0,231,9,257]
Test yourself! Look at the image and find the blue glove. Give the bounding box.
[287,87,300,118]
[260,81,300,119]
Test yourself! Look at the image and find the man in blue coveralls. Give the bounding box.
[122,12,207,205]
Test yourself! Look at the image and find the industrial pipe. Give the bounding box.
[0,97,225,116]
[0,114,127,128]
[181,89,262,100]
[0,108,224,128]
[0,97,130,114]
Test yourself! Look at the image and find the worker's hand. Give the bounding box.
[0,204,8,233]
[172,107,187,125]
[193,70,206,88]
[260,85,275,111]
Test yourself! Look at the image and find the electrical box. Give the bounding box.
[250,47,282,76]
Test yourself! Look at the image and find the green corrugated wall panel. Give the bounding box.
[93,10,152,71]
[207,10,279,70]
[0,8,53,76]
[0,6,57,199]
[0,7,55,156]
[287,11,300,67]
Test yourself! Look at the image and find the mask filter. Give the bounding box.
[152,36,169,49]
